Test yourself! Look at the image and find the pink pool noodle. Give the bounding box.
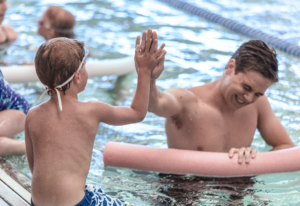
[103,142,300,177]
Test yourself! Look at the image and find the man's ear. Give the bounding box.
[225,59,236,75]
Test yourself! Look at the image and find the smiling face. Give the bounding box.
[222,59,273,110]
[0,0,7,24]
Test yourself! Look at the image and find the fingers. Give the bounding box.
[140,31,147,52]
[245,147,251,163]
[152,31,158,40]
[135,35,140,49]
[228,148,238,158]
[135,44,141,57]
[150,39,158,54]
[250,148,257,159]
[152,31,158,53]
[229,147,256,164]
[145,28,153,52]
[155,43,165,58]
[157,50,166,63]
[238,147,246,163]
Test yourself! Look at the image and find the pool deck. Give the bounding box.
[0,157,31,206]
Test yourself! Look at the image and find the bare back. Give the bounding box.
[26,98,99,206]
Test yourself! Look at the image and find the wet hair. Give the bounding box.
[231,40,278,82]
[35,37,85,95]
[44,6,75,39]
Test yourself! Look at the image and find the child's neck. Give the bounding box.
[50,90,78,101]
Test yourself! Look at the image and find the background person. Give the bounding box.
[0,0,17,55]
[0,69,29,156]
[38,6,75,40]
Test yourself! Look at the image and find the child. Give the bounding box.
[38,6,75,40]
[25,29,166,206]
[0,0,18,54]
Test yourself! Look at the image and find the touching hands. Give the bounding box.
[229,147,257,164]
[135,28,166,77]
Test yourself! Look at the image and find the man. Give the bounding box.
[138,32,294,163]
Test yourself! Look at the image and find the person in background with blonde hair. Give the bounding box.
[38,6,75,40]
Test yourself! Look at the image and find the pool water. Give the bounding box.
[4,0,300,205]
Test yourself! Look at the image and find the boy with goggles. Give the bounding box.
[25,29,166,206]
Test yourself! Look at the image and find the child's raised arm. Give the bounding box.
[91,28,166,125]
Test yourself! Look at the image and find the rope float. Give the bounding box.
[160,0,300,57]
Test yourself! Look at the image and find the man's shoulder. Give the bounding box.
[165,87,198,103]
[254,95,272,114]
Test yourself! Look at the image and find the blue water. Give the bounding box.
[4,0,300,205]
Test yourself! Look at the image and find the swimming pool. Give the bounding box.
[4,0,300,205]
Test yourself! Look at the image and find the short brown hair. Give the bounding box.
[231,40,278,82]
[45,6,75,39]
[35,38,85,95]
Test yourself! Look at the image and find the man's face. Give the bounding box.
[222,60,273,110]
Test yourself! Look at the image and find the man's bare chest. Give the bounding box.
[165,101,258,152]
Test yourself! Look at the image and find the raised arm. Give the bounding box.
[92,29,166,125]
[257,96,294,151]
[134,31,184,118]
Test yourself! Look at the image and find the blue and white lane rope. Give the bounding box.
[160,0,300,57]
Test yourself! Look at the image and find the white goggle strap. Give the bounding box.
[38,48,89,111]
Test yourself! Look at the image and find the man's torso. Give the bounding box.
[165,85,259,152]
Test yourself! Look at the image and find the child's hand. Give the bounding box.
[135,28,166,75]
[228,147,257,164]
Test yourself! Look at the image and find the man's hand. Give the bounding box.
[135,29,166,76]
[229,147,257,164]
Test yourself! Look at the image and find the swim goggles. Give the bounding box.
[38,48,89,111]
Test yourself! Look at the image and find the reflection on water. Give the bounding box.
[4,0,300,205]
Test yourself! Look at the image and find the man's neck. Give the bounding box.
[208,76,236,114]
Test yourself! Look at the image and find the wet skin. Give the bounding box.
[147,59,294,163]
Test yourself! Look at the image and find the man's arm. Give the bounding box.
[148,82,186,118]
[257,96,294,151]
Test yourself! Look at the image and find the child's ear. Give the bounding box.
[225,59,236,75]
[73,70,81,84]
[48,29,56,40]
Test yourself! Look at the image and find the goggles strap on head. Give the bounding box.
[38,48,89,111]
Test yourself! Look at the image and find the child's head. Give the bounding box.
[38,6,75,40]
[35,37,88,96]
[0,0,7,24]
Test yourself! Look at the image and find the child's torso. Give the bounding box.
[29,99,99,206]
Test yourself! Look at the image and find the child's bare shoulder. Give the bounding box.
[82,100,114,121]
[25,104,44,123]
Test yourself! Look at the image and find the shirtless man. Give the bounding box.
[144,38,294,163]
